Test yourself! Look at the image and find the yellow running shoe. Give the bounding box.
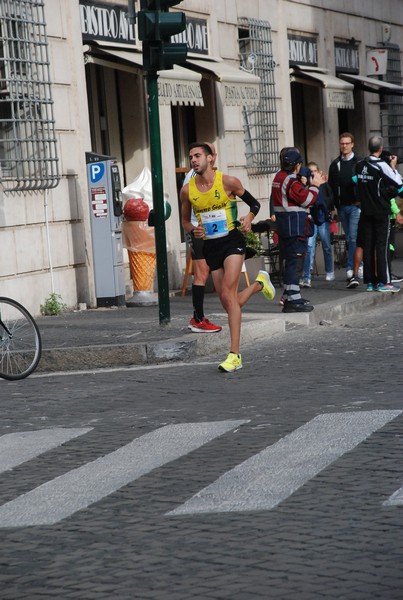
[255,270,276,301]
[218,352,242,372]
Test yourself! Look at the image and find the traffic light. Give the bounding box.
[138,0,187,71]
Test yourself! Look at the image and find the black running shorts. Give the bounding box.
[203,228,246,271]
[186,233,205,260]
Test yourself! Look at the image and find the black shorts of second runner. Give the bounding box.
[356,215,364,249]
[186,232,205,260]
[203,228,246,271]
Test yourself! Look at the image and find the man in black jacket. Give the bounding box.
[355,135,403,292]
[328,132,363,287]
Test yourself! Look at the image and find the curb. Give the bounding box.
[308,287,403,324]
[37,291,403,373]
[37,316,286,373]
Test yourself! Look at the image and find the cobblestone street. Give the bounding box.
[0,301,403,599]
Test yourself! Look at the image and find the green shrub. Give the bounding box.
[244,230,264,256]
[40,293,67,316]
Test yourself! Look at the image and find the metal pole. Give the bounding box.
[146,72,171,325]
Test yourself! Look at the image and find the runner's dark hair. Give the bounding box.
[188,142,214,156]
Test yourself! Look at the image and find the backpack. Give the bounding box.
[310,188,331,226]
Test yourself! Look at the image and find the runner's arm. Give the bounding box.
[223,174,261,232]
[180,185,204,238]
[239,189,261,232]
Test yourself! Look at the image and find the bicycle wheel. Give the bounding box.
[0,297,42,380]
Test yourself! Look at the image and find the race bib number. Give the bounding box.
[200,209,228,239]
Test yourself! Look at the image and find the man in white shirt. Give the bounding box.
[328,132,363,287]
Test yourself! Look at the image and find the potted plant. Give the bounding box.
[244,230,264,258]
[243,230,266,282]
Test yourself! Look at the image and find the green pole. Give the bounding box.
[146,71,171,326]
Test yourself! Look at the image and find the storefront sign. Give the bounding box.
[172,17,209,54]
[288,35,318,66]
[158,79,204,106]
[222,82,260,106]
[367,49,388,76]
[334,43,359,74]
[326,89,354,110]
[80,1,135,43]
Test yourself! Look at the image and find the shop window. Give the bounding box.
[85,64,111,157]
[238,18,279,176]
[380,44,403,160]
[0,0,59,191]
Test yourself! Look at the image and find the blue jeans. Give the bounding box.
[303,222,333,280]
[338,204,361,272]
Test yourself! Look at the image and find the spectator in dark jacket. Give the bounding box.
[354,135,403,292]
[328,132,363,286]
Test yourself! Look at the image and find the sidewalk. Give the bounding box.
[35,258,403,373]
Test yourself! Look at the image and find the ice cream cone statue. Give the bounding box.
[122,197,156,292]
[122,168,170,306]
[128,247,156,291]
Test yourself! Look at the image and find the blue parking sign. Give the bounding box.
[90,162,105,183]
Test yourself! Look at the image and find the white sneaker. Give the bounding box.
[325,272,335,281]
[357,266,363,279]
[346,269,353,280]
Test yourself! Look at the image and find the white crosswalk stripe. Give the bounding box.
[0,420,247,527]
[168,410,402,516]
[0,410,401,527]
[383,487,403,506]
[0,428,92,474]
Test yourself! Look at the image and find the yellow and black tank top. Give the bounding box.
[188,171,238,239]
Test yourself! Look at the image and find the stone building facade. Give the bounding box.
[1,0,403,314]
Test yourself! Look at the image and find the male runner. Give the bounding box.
[180,142,275,372]
[183,143,222,333]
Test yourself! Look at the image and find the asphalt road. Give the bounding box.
[0,300,402,599]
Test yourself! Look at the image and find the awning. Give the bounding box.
[186,57,261,106]
[338,73,403,96]
[83,44,204,106]
[290,66,355,109]
[157,66,204,106]
[83,44,143,74]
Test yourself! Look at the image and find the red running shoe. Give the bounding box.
[188,317,222,333]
